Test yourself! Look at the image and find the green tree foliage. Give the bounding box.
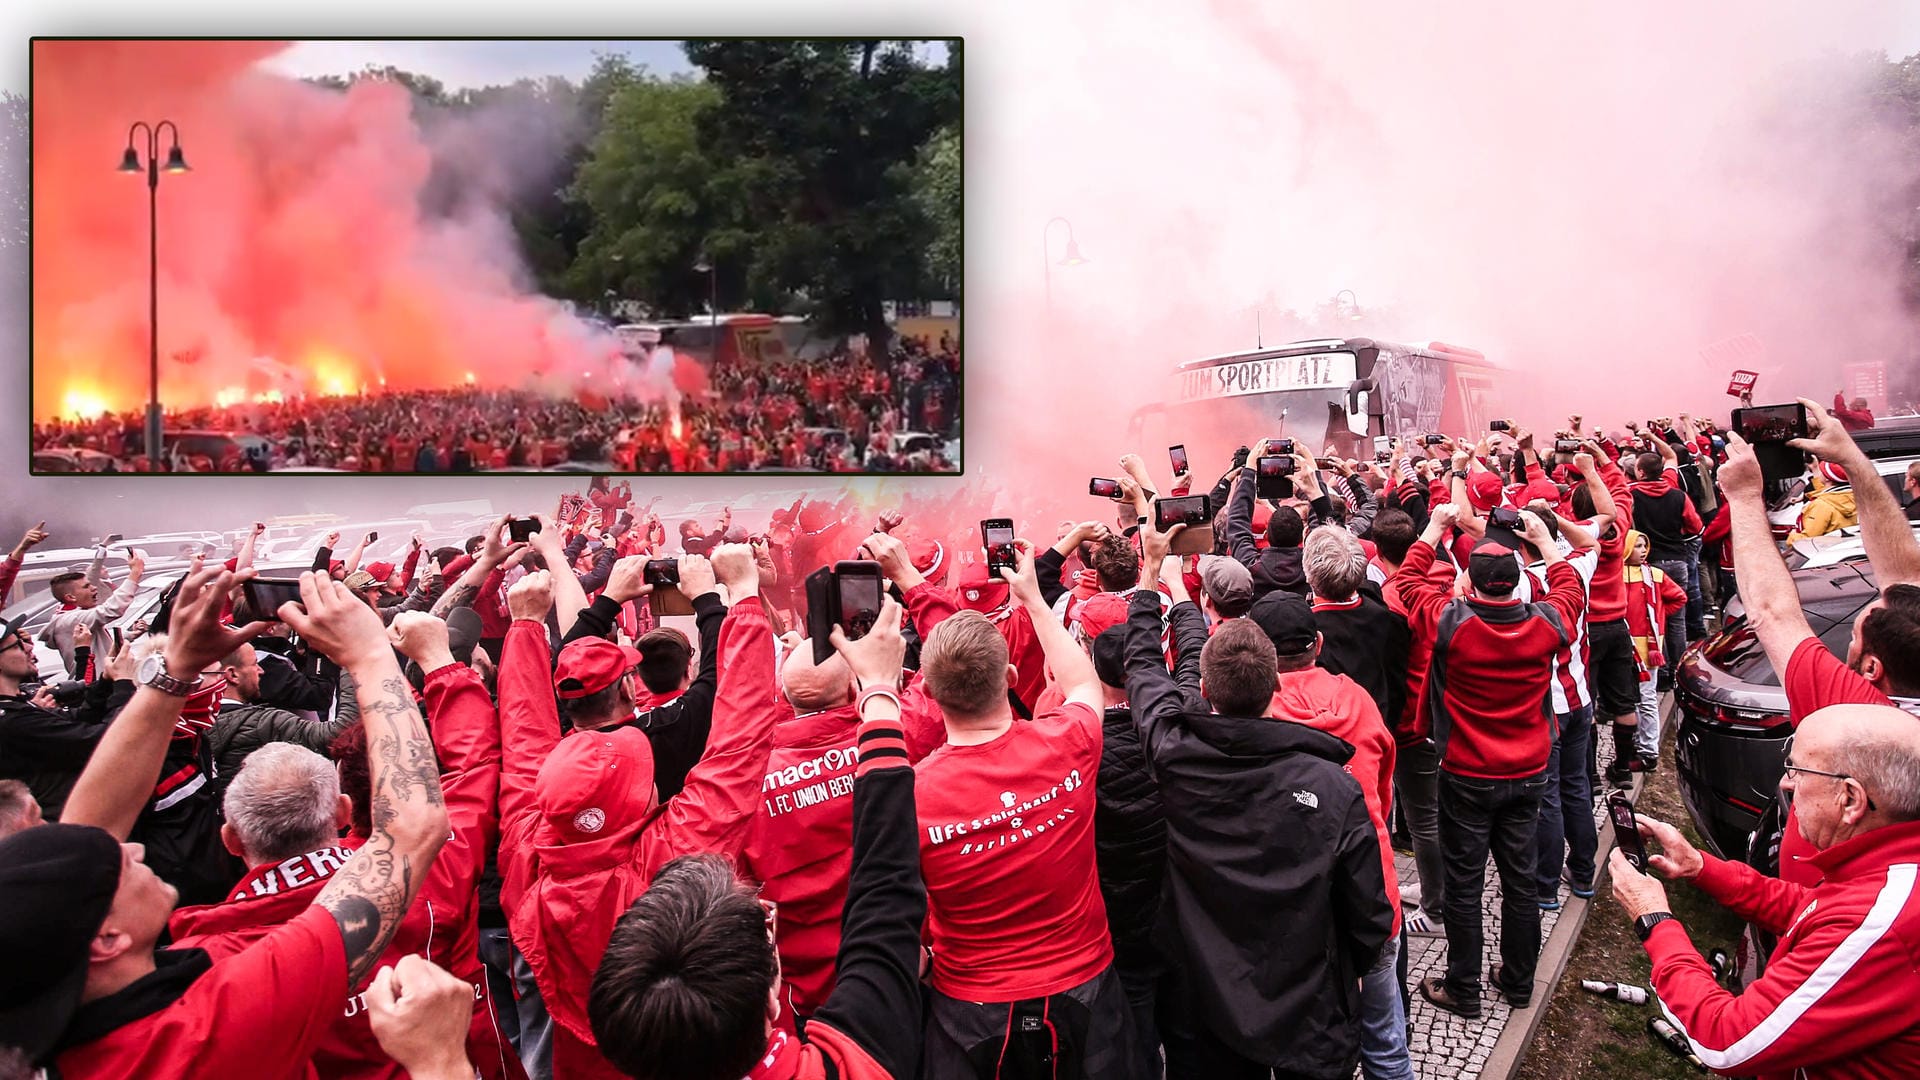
[913,124,961,298]
[680,39,962,347]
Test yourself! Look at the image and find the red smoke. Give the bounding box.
[31,40,616,422]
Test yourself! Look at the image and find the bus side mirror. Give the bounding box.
[1346,379,1377,436]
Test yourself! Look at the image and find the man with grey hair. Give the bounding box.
[1302,526,1408,731]
[1610,703,1920,1077]
[216,743,350,877]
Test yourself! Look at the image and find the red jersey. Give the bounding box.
[914,703,1111,1001]
[1777,638,1911,887]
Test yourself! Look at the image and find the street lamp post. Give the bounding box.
[1042,217,1088,310]
[693,255,718,351]
[120,122,189,467]
[1333,289,1364,322]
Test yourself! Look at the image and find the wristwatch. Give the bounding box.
[1634,911,1676,942]
[135,653,202,697]
[1452,469,1470,480]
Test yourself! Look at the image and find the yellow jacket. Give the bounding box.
[1787,480,1857,544]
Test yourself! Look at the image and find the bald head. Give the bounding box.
[780,641,855,713]
[1796,704,1920,823]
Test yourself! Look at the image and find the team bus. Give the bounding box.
[1127,338,1504,464]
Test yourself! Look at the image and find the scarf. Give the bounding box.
[747,1030,802,1080]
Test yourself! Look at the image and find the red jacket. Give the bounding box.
[1392,542,1584,778]
[1583,457,1635,624]
[55,908,346,1080]
[477,565,511,640]
[1645,819,1920,1079]
[1623,562,1687,677]
[1832,392,1876,432]
[499,599,781,1080]
[1381,555,1457,745]
[741,687,944,1025]
[167,664,520,1080]
[1269,666,1400,933]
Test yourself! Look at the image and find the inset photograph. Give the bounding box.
[29,38,962,474]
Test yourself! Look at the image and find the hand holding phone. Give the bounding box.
[507,518,541,544]
[1168,444,1190,476]
[366,531,379,543]
[981,519,1017,575]
[1608,793,1649,872]
[1089,478,1123,500]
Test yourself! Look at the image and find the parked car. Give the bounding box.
[1673,558,1879,860]
[31,448,119,473]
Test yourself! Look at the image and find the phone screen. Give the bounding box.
[1555,438,1581,454]
[982,521,1016,573]
[836,570,884,641]
[1608,794,1647,871]
[1154,495,1210,531]
[1732,404,1808,444]
[508,518,541,543]
[644,558,679,586]
[1089,478,1122,499]
[1169,445,1189,475]
[1269,438,1295,457]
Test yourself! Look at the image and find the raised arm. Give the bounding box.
[236,521,264,575]
[1790,397,1920,587]
[529,513,591,636]
[496,571,562,831]
[0,521,47,600]
[287,573,452,987]
[432,516,518,620]
[62,563,270,839]
[342,532,373,575]
[1003,540,1100,712]
[1718,435,1818,679]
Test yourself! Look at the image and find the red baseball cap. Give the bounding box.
[909,538,947,586]
[957,562,1010,613]
[535,727,655,844]
[554,638,644,699]
[1071,591,1131,640]
[366,561,395,582]
[1466,472,1505,512]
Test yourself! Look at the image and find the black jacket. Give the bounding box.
[0,693,114,820]
[207,670,361,802]
[252,642,340,719]
[614,591,727,800]
[1312,592,1410,730]
[1225,470,1311,599]
[1095,701,1167,978]
[1122,590,1392,1076]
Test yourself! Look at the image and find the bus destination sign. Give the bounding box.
[1177,351,1358,403]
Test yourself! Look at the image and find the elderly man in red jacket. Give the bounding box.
[1611,703,1920,1079]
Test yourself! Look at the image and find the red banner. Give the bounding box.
[1726,370,1759,398]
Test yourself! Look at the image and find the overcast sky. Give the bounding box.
[258,38,953,90]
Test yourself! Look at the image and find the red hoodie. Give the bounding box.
[1268,666,1400,934]
[1644,819,1920,1079]
[1381,554,1462,746]
[498,599,781,1080]
[742,685,944,1026]
[1391,542,1585,778]
[166,664,521,1080]
[1584,456,1636,624]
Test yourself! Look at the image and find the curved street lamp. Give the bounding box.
[1333,289,1364,322]
[1043,217,1088,309]
[121,121,189,466]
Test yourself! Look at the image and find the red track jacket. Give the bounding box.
[1646,818,1920,1078]
[498,599,780,1080]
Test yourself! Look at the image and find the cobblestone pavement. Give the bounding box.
[1395,734,1623,1080]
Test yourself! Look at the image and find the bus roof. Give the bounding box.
[1176,337,1492,371]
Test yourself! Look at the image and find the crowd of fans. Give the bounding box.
[3,394,1919,1080]
[29,333,962,475]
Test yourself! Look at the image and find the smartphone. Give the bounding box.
[1423,433,1448,446]
[981,519,1017,576]
[1490,419,1512,432]
[1315,457,1339,470]
[833,561,885,644]
[1488,506,1523,531]
[1608,792,1648,872]
[1256,455,1294,500]
[1168,444,1189,475]
[1268,438,1295,457]
[1089,477,1123,500]
[109,626,124,655]
[1554,438,1582,454]
[507,518,541,544]
[1373,435,1393,455]
[242,577,307,621]
[805,568,836,665]
[643,558,679,586]
[1375,450,1392,463]
[1731,403,1809,445]
[1153,494,1212,531]
[1154,495,1214,556]
[365,531,380,543]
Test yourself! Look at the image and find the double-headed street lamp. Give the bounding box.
[119,122,189,466]
[693,254,718,335]
[1043,216,1088,310]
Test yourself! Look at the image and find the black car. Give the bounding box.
[1673,559,1879,860]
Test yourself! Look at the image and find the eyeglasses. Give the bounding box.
[0,635,31,656]
[1782,736,1877,811]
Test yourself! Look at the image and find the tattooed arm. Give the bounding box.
[283,572,451,985]
[431,515,520,620]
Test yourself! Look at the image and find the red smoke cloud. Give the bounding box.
[31,40,617,421]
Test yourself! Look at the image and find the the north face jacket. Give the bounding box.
[1121,591,1391,1077]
